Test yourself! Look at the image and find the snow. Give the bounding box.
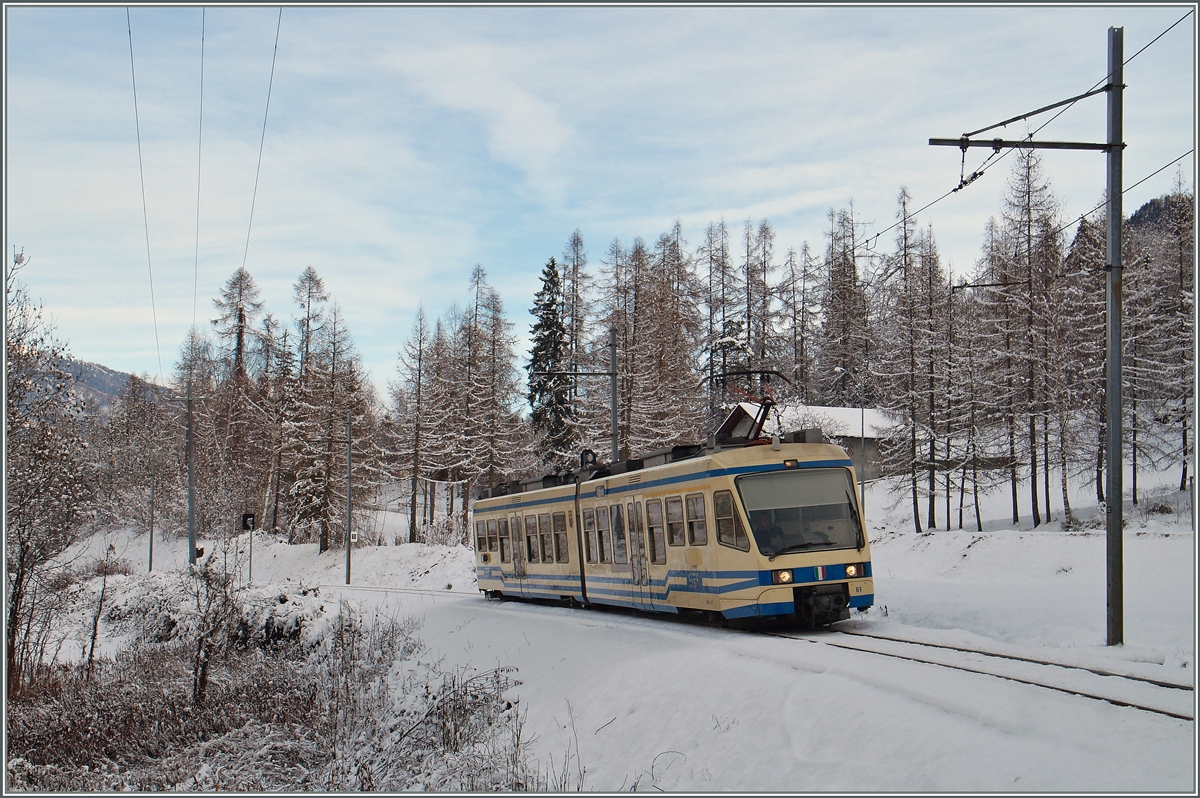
[769,402,896,439]
[53,469,1196,792]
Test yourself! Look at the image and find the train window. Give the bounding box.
[525,515,540,563]
[582,509,597,563]
[714,490,750,551]
[596,506,612,563]
[486,518,499,552]
[475,521,486,553]
[686,493,708,546]
[645,499,666,564]
[628,501,644,564]
[737,468,864,554]
[553,512,569,563]
[665,497,686,546]
[498,518,511,563]
[611,504,628,564]
[538,514,554,563]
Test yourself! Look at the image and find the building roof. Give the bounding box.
[737,402,897,439]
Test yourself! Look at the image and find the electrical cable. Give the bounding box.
[240,8,283,274]
[961,9,1194,202]
[951,147,1193,290]
[862,10,1193,262]
[1050,148,1194,243]
[193,8,205,333]
[126,8,165,386]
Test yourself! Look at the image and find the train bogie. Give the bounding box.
[473,441,874,627]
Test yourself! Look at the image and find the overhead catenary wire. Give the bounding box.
[947,146,1194,293]
[193,8,205,332]
[240,8,283,274]
[956,8,1195,197]
[1046,148,1193,250]
[126,8,165,386]
[860,9,1193,261]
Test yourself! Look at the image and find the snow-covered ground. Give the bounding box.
[53,469,1196,792]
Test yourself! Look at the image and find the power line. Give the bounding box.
[863,10,1194,261]
[126,8,164,386]
[193,7,206,332]
[241,8,283,274]
[1052,148,1194,243]
[948,147,1193,287]
[959,9,1195,201]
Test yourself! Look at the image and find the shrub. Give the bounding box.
[5,587,544,792]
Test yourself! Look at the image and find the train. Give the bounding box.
[471,399,874,627]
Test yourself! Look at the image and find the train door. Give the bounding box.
[643,498,668,611]
[626,496,650,610]
[510,514,526,596]
[521,515,541,599]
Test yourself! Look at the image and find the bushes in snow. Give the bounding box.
[5,570,544,792]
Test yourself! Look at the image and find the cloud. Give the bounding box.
[6,5,1193,399]
[381,43,575,207]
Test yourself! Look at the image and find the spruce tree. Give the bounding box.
[528,257,575,470]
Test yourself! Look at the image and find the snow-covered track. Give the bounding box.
[318,582,480,598]
[772,630,1194,722]
[837,628,1195,691]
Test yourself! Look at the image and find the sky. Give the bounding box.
[5,4,1196,400]
[68,464,1196,791]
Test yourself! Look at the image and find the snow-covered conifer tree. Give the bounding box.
[528,257,575,470]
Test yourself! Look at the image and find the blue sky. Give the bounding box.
[5,5,1195,399]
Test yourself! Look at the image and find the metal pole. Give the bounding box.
[860,403,866,509]
[346,411,352,585]
[609,328,618,463]
[187,379,197,566]
[1105,26,1124,647]
[148,464,155,572]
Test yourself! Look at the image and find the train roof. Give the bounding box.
[475,398,856,507]
[473,431,852,510]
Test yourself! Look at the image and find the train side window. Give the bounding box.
[596,506,612,563]
[553,512,569,563]
[714,490,750,551]
[475,521,486,553]
[686,493,708,546]
[582,509,597,563]
[486,518,499,552]
[525,515,540,563]
[645,499,666,564]
[538,514,554,563]
[665,497,686,546]
[611,504,628,564]
[498,518,511,563]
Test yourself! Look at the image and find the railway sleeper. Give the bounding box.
[796,583,851,628]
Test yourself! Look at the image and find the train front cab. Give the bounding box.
[570,444,874,625]
[718,449,875,626]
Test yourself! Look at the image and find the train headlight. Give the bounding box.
[845,563,860,578]
[772,569,793,585]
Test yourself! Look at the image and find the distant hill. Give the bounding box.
[64,359,136,413]
[1128,192,1190,230]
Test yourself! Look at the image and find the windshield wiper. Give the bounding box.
[770,542,826,558]
[846,489,866,550]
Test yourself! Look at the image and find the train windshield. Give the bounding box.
[736,468,863,556]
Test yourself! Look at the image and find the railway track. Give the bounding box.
[318,582,479,598]
[320,583,1193,721]
[771,627,1195,721]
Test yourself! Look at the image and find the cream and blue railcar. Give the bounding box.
[473,439,874,625]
